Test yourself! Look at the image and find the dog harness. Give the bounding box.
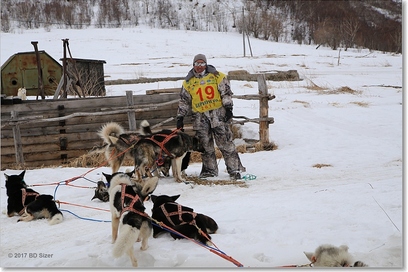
[158,202,197,226]
[119,134,141,146]
[120,184,145,216]
[146,129,180,165]
[19,188,40,215]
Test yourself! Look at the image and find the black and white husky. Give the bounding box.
[18,195,63,225]
[104,171,158,267]
[4,170,63,225]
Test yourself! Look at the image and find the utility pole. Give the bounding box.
[242,7,246,57]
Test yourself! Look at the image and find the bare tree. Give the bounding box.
[1,9,11,32]
[341,15,360,51]
[314,19,340,50]
[390,26,402,53]
[243,2,263,39]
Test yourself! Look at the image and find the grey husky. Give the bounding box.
[90,121,152,174]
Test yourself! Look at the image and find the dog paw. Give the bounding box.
[174,178,184,183]
[205,241,214,246]
[140,245,148,251]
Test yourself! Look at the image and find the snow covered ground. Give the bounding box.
[0,26,403,269]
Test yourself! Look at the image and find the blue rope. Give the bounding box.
[53,177,109,222]
[81,177,99,184]
[60,209,110,223]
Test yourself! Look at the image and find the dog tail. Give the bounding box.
[139,120,152,135]
[49,212,63,225]
[112,223,140,258]
[98,122,125,145]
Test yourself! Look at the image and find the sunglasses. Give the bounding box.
[194,62,207,67]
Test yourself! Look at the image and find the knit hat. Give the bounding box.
[193,54,207,64]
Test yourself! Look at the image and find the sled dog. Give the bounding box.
[5,170,63,225]
[91,181,109,202]
[304,244,368,267]
[18,194,63,225]
[90,121,152,174]
[5,170,39,217]
[159,151,192,179]
[132,129,203,182]
[150,194,218,245]
[104,171,158,267]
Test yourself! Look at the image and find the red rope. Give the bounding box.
[151,218,244,267]
[56,200,110,212]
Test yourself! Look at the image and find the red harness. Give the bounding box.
[146,129,180,165]
[159,203,197,226]
[120,184,146,217]
[19,188,40,215]
[119,134,141,146]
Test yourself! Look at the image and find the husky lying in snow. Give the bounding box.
[150,194,218,245]
[304,244,368,267]
[18,195,63,225]
[4,170,63,225]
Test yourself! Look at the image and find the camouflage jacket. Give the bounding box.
[177,65,234,130]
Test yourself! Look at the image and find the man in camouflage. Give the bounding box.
[176,54,245,180]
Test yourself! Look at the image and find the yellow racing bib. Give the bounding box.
[183,72,225,113]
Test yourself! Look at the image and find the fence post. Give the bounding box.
[257,74,270,145]
[126,90,137,131]
[11,111,25,165]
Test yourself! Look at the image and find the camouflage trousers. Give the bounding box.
[195,121,245,177]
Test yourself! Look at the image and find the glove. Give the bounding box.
[176,116,184,129]
[224,107,233,122]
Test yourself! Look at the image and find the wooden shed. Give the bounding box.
[1,50,62,96]
[60,58,106,96]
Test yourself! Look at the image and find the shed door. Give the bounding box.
[22,69,39,89]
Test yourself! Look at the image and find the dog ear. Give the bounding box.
[97,181,107,189]
[141,176,159,197]
[108,135,119,144]
[125,171,134,178]
[171,194,181,202]
[19,170,26,179]
[150,195,157,203]
[304,251,315,262]
[102,172,112,185]
[91,191,98,200]
[339,245,349,252]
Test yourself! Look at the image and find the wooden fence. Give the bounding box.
[1,92,183,169]
[1,74,280,170]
